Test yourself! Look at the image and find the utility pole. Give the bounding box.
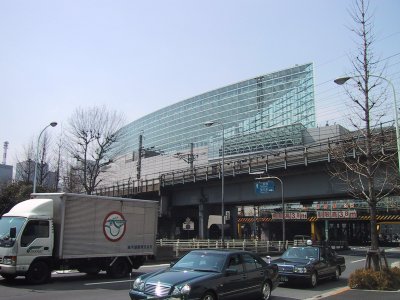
[137,134,143,180]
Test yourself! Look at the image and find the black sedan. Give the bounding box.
[129,249,279,300]
[272,243,346,288]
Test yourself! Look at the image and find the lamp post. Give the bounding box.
[33,122,58,193]
[254,174,285,244]
[334,75,400,173]
[204,120,225,247]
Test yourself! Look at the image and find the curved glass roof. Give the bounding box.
[118,63,315,161]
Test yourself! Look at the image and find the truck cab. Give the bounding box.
[0,199,54,283]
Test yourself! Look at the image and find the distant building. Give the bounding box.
[0,164,13,186]
[15,160,35,183]
[44,171,58,191]
[15,160,57,190]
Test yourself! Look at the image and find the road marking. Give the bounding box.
[54,270,78,274]
[351,258,366,263]
[387,247,400,252]
[305,286,350,299]
[84,264,170,286]
[85,279,133,286]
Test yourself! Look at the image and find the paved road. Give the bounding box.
[1,247,399,300]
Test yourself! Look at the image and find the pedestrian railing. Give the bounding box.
[156,238,349,259]
[157,238,290,257]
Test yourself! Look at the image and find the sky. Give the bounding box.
[1,0,399,170]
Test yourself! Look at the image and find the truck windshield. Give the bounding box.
[0,216,26,247]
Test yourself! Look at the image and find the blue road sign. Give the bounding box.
[255,181,276,194]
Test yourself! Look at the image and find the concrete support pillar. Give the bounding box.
[198,203,209,239]
[230,207,238,239]
[311,221,316,241]
[325,220,329,241]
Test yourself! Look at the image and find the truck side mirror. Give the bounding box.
[10,227,16,239]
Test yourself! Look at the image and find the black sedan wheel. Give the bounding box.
[200,291,216,300]
[261,281,272,300]
[333,266,340,281]
[309,271,318,288]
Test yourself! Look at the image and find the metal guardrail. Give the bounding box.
[156,239,350,259]
[158,239,289,258]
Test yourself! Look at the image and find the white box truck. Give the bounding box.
[0,193,158,284]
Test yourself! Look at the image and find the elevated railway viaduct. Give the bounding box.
[96,126,400,244]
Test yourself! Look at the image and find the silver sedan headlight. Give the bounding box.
[171,284,191,296]
[294,266,308,273]
[133,277,145,291]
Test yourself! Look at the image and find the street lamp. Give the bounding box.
[334,75,400,173]
[253,174,285,244]
[204,120,225,247]
[33,122,58,193]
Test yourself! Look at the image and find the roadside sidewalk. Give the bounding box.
[308,287,400,300]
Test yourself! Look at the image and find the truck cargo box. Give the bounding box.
[31,193,158,259]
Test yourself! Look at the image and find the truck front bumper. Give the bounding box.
[0,264,17,275]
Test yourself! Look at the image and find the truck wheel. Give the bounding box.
[26,261,51,284]
[107,258,130,279]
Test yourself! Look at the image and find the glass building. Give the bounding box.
[107,63,315,183]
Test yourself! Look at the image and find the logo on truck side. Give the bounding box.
[103,211,127,242]
[27,246,44,253]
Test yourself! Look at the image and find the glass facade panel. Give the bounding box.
[108,63,315,183]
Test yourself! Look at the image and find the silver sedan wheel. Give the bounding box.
[262,282,272,300]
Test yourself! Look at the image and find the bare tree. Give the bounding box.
[36,132,56,190]
[63,163,84,193]
[65,106,125,195]
[14,133,57,192]
[330,0,399,270]
[15,141,35,184]
[51,135,64,192]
